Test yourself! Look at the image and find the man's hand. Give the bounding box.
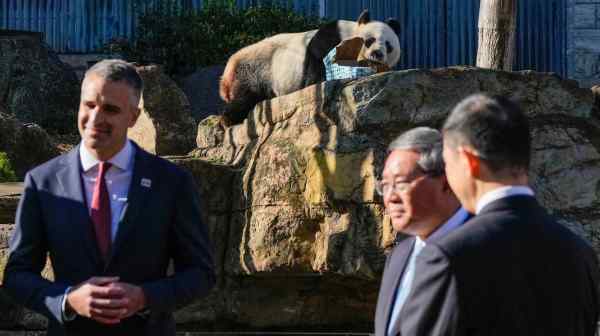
[66,277,147,324]
[66,276,125,324]
[104,282,147,319]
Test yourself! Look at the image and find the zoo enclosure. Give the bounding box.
[1,0,566,75]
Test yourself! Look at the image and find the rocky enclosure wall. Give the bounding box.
[1,67,600,332]
[0,31,80,134]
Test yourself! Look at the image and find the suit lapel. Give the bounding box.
[55,146,103,267]
[383,211,472,335]
[109,146,155,263]
[379,236,415,335]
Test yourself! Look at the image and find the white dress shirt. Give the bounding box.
[79,140,135,241]
[475,185,534,214]
[387,207,469,335]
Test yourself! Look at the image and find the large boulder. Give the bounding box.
[182,65,226,122]
[128,65,197,155]
[0,111,59,179]
[0,31,79,134]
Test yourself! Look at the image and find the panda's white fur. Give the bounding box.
[219,10,401,124]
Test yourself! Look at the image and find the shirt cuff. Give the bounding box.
[61,286,77,322]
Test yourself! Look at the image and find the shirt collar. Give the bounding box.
[475,185,535,214]
[414,234,427,251]
[426,207,469,243]
[79,140,135,172]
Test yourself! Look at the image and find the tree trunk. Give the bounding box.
[476,0,517,71]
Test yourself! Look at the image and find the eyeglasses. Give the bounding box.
[375,173,431,196]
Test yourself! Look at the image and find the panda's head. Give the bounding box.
[354,10,401,68]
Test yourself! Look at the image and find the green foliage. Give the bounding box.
[105,0,325,77]
[0,152,17,183]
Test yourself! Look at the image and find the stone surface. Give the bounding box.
[0,31,80,134]
[191,66,600,330]
[2,67,600,332]
[0,183,23,197]
[128,65,197,156]
[0,196,19,225]
[182,66,226,122]
[0,112,59,179]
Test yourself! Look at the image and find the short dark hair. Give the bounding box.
[84,59,143,107]
[388,127,444,176]
[443,93,530,172]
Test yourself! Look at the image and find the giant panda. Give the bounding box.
[219,10,401,125]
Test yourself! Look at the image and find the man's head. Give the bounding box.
[78,59,143,161]
[442,93,531,212]
[379,127,460,238]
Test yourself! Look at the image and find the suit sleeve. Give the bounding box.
[140,170,216,313]
[3,173,69,324]
[374,252,394,336]
[399,244,462,336]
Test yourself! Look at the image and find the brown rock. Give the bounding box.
[0,195,19,224]
[0,112,59,178]
[128,65,197,155]
[0,31,79,134]
[593,85,600,110]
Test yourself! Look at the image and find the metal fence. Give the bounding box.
[324,0,566,74]
[1,0,566,75]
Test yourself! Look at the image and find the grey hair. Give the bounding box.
[84,59,143,108]
[387,127,445,176]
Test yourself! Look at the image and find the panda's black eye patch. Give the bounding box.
[365,37,375,48]
[386,41,394,53]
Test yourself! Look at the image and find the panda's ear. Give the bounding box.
[357,9,370,25]
[386,18,401,36]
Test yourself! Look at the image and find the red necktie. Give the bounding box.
[91,161,112,259]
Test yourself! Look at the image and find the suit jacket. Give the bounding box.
[398,195,600,336]
[375,235,417,336]
[3,143,216,336]
[375,212,471,336]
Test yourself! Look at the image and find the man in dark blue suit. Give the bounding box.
[374,127,470,336]
[3,59,215,335]
[398,94,600,335]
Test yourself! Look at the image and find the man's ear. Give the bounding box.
[129,107,141,127]
[440,174,452,193]
[460,147,481,178]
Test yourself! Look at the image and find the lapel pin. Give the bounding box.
[141,178,152,188]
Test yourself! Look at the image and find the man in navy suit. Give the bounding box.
[374,127,469,336]
[3,59,215,335]
[398,94,600,335]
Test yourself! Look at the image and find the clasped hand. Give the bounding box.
[66,276,147,324]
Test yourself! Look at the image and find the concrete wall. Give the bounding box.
[568,0,600,87]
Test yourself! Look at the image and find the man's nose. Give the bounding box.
[385,189,403,203]
[88,107,104,124]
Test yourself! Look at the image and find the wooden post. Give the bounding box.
[476,0,517,71]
